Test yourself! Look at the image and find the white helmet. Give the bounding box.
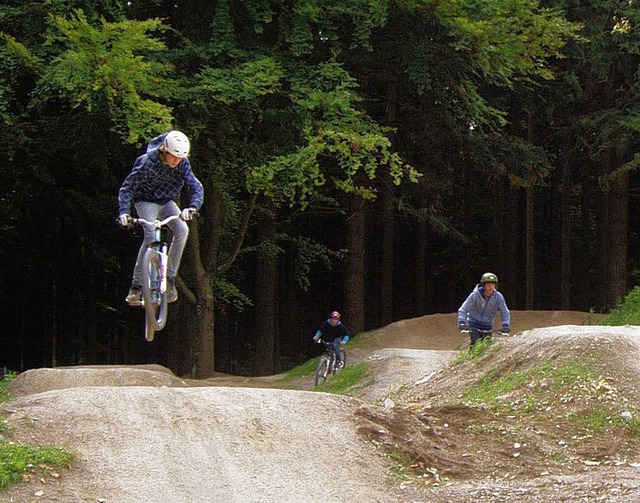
[163,130,190,158]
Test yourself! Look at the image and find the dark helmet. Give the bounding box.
[480,272,499,284]
[330,311,341,320]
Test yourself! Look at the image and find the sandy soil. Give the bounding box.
[4,309,638,503]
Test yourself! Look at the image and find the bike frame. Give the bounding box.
[133,215,181,341]
[314,340,346,386]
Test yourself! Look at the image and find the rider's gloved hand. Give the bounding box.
[118,214,132,227]
[181,207,197,221]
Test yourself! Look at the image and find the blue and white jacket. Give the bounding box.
[457,284,511,331]
[118,133,204,215]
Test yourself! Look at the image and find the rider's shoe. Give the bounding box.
[167,278,178,303]
[126,285,142,306]
[336,361,344,369]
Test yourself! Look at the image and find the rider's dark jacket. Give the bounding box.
[315,320,350,343]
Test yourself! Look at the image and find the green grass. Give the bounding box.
[462,361,598,410]
[0,372,74,491]
[0,373,15,405]
[276,358,318,383]
[313,361,369,395]
[0,441,72,490]
[460,359,640,437]
[576,410,640,435]
[452,337,496,365]
[601,285,640,325]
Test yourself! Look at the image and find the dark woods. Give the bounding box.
[1,1,639,377]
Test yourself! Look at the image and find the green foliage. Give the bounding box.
[38,9,173,142]
[246,61,420,205]
[601,286,640,326]
[436,0,581,86]
[280,234,342,291]
[213,277,253,313]
[198,57,285,104]
[286,0,389,55]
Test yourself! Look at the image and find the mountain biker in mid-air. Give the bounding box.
[312,311,350,368]
[117,130,204,306]
[457,272,511,345]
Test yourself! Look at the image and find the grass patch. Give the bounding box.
[601,286,640,326]
[577,410,640,435]
[0,372,74,491]
[462,361,598,413]
[314,361,369,395]
[0,440,72,490]
[276,358,318,385]
[452,337,496,365]
[0,372,15,404]
[460,359,640,437]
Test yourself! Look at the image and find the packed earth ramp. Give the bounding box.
[5,310,637,503]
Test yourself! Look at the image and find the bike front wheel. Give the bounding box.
[141,248,169,341]
[315,354,330,386]
[339,348,347,368]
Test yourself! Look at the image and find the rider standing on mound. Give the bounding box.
[457,272,511,346]
[118,130,204,306]
[313,311,350,368]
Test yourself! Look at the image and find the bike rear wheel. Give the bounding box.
[315,354,330,386]
[141,248,169,341]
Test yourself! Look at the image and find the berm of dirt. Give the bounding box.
[3,310,640,502]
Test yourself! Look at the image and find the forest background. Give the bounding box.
[1,0,639,378]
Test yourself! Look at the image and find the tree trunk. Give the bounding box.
[559,154,572,310]
[252,211,278,376]
[194,253,216,377]
[380,183,394,326]
[415,216,427,316]
[605,168,628,308]
[525,186,535,309]
[503,186,519,305]
[344,196,366,335]
[183,218,216,378]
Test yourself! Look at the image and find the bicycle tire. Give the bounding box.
[141,248,169,340]
[315,355,330,386]
[331,348,347,375]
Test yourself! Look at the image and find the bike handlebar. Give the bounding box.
[133,215,183,228]
[460,328,510,336]
[116,212,199,229]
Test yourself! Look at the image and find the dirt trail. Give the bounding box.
[0,310,616,503]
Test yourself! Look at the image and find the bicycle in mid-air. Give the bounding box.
[126,214,192,342]
[314,340,347,386]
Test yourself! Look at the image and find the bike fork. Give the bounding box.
[158,243,168,293]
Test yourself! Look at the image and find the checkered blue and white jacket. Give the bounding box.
[118,133,204,215]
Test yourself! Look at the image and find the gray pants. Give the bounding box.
[131,200,189,286]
